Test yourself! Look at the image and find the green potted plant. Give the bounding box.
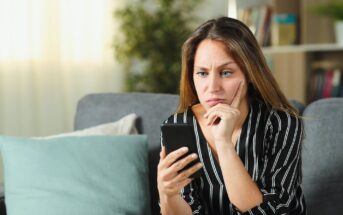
[311,1,343,45]
[114,0,202,93]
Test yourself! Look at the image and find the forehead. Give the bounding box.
[194,39,234,64]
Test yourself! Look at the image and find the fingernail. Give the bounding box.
[191,153,197,158]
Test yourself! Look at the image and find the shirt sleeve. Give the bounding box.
[232,111,304,215]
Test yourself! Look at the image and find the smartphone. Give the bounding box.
[160,123,202,178]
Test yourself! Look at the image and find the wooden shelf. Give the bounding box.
[263,43,343,54]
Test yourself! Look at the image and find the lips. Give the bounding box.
[206,98,225,107]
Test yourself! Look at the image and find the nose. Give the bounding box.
[209,73,220,93]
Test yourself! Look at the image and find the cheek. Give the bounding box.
[193,78,207,104]
[194,80,204,98]
[226,83,239,93]
[225,80,241,97]
[193,75,204,91]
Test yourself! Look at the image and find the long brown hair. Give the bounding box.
[177,17,298,117]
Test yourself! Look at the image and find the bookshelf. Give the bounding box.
[264,45,343,104]
[232,0,343,104]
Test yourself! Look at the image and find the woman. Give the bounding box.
[157,17,306,214]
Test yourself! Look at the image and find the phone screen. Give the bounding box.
[160,123,202,178]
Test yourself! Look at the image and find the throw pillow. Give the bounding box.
[39,113,138,138]
[0,135,150,215]
[0,113,138,196]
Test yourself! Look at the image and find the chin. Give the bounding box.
[200,102,210,111]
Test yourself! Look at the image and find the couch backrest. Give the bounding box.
[74,92,179,215]
[302,98,343,215]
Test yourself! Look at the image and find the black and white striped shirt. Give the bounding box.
[161,98,306,215]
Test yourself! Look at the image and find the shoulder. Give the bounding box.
[265,109,303,155]
[249,97,302,128]
[268,109,302,132]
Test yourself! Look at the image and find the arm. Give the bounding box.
[209,110,304,214]
[159,194,192,215]
[157,147,203,215]
[216,142,263,212]
[238,111,304,214]
[226,111,303,214]
[204,82,304,213]
[204,82,262,212]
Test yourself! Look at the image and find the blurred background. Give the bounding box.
[0,0,343,197]
[0,0,342,137]
[0,0,229,137]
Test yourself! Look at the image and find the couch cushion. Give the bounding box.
[302,98,343,214]
[74,92,179,215]
[0,135,150,215]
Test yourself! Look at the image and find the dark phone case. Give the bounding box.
[161,123,202,178]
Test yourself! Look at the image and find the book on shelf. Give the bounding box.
[331,69,342,97]
[309,68,320,102]
[271,13,297,46]
[311,69,325,102]
[340,70,343,97]
[309,66,343,102]
[238,5,272,47]
[322,70,334,98]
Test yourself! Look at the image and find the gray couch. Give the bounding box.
[302,98,343,214]
[74,93,343,215]
[0,93,342,214]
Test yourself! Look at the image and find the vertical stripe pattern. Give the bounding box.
[160,98,306,214]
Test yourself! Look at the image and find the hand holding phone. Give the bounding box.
[161,123,202,178]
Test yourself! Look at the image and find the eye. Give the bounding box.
[195,71,208,77]
[220,70,233,77]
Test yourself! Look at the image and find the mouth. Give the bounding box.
[206,98,225,107]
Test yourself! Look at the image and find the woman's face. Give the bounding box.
[193,39,248,111]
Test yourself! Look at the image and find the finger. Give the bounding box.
[160,146,166,160]
[207,114,220,126]
[163,147,189,168]
[204,103,230,118]
[158,147,190,178]
[176,162,203,180]
[170,153,198,172]
[231,80,244,108]
[158,147,165,171]
[205,108,225,125]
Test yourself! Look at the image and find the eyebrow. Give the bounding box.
[194,61,237,70]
